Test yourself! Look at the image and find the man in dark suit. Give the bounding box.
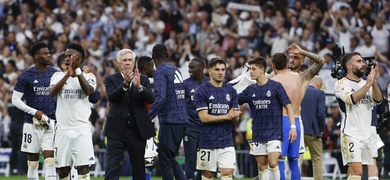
[301,76,326,180]
[104,49,155,180]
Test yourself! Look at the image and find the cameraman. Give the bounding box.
[334,52,382,180]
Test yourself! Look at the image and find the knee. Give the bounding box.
[219,169,234,177]
[269,161,278,168]
[77,165,90,175]
[350,168,363,176]
[57,167,70,178]
[202,171,214,179]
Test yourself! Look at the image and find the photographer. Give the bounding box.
[334,52,382,179]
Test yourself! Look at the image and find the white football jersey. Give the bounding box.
[50,72,96,129]
[334,77,379,140]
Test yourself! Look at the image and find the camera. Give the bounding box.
[330,44,376,79]
[330,44,346,80]
[363,56,376,76]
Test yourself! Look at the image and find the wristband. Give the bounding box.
[75,68,82,76]
[290,125,296,129]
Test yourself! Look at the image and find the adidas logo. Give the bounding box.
[33,80,39,83]
[275,146,280,149]
[300,146,304,150]
[252,93,256,97]
[89,157,94,161]
[209,95,215,99]
[190,89,196,93]
[174,70,184,83]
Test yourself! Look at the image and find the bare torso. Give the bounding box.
[272,71,302,117]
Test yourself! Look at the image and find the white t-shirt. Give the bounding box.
[334,77,378,140]
[50,72,96,129]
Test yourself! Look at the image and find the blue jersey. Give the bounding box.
[194,82,239,149]
[238,80,290,142]
[149,62,188,124]
[13,66,58,123]
[184,76,209,126]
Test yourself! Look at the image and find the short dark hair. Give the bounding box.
[30,42,48,56]
[191,57,205,69]
[67,43,85,61]
[272,53,288,70]
[341,52,361,71]
[57,52,65,69]
[208,58,226,69]
[247,56,267,70]
[152,44,169,59]
[137,56,153,71]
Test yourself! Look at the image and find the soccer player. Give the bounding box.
[334,52,382,180]
[183,58,209,180]
[50,43,96,180]
[271,52,302,180]
[137,56,155,78]
[194,58,241,180]
[148,44,188,180]
[11,42,57,180]
[288,43,325,179]
[238,56,297,179]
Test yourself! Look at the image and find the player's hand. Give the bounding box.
[83,66,90,73]
[288,44,302,54]
[39,114,49,128]
[34,110,44,120]
[366,64,378,86]
[123,69,132,86]
[289,128,297,143]
[228,108,241,120]
[132,69,142,89]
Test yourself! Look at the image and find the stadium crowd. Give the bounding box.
[0,0,390,178]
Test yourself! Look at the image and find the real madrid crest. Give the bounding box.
[266,90,271,97]
[226,94,231,101]
[23,143,28,149]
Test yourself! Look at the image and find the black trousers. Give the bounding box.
[105,126,146,180]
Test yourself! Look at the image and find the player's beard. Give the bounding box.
[353,68,365,78]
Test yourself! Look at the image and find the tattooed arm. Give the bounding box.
[288,44,325,95]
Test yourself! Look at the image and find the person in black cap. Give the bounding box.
[149,44,188,180]
[11,42,58,180]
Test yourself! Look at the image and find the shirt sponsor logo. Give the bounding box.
[34,86,50,95]
[253,99,271,109]
[61,89,84,99]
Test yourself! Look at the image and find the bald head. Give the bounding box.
[310,76,323,89]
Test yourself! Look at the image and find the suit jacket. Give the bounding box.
[301,85,326,137]
[104,73,156,140]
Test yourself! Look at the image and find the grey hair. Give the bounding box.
[116,49,136,62]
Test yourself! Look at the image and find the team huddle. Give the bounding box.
[12,41,383,180]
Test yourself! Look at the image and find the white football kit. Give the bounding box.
[50,72,96,167]
[334,77,381,165]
